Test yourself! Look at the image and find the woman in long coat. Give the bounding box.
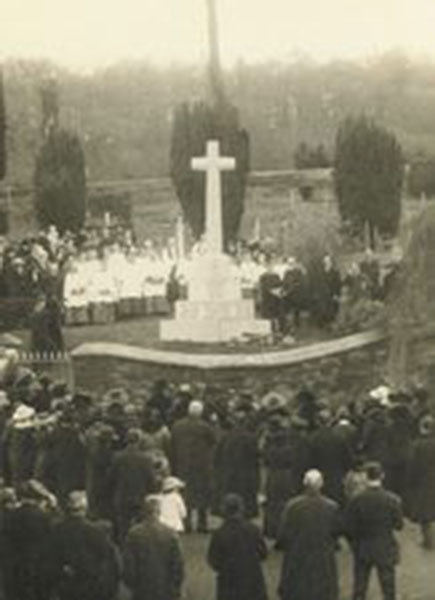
[214,415,260,519]
[405,415,435,549]
[263,416,301,539]
[208,494,268,600]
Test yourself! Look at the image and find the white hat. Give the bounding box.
[369,385,391,406]
[163,476,185,493]
[11,404,36,430]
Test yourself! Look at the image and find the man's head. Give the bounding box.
[126,427,143,447]
[66,490,88,517]
[286,256,297,269]
[143,494,161,520]
[365,461,384,486]
[221,493,245,520]
[303,469,324,493]
[188,400,204,418]
[419,415,434,437]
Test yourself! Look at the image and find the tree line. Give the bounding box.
[2,53,435,183]
[0,55,428,246]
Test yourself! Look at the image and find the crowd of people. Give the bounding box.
[0,345,434,600]
[0,223,402,349]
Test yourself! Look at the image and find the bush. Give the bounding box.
[333,297,386,335]
[34,129,87,233]
[408,155,435,198]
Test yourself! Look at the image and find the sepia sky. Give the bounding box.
[1,0,435,71]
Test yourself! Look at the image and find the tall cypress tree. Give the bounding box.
[334,115,404,248]
[33,76,87,233]
[170,100,249,245]
[0,64,6,180]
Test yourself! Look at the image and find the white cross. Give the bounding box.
[191,140,236,255]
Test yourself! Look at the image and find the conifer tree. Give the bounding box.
[334,115,404,248]
[170,0,250,247]
[170,100,249,245]
[34,76,86,233]
[0,65,6,180]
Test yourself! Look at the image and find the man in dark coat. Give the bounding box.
[0,482,54,600]
[208,493,268,600]
[281,257,306,330]
[109,428,156,541]
[309,409,353,504]
[48,411,87,506]
[259,261,283,333]
[123,495,184,600]
[277,469,342,600]
[310,254,341,326]
[85,423,116,520]
[30,293,64,355]
[345,462,403,600]
[170,400,217,532]
[405,415,435,549]
[50,491,120,600]
[263,414,297,539]
[214,410,260,519]
[360,405,391,467]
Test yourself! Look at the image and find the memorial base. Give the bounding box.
[160,309,271,343]
[160,253,272,343]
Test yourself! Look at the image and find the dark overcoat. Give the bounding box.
[123,519,184,600]
[309,425,353,504]
[50,423,87,502]
[50,514,120,600]
[360,413,390,466]
[405,435,435,523]
[0,502,54,600]
[214,427,260,518]
[263,428,297,538]
[86,440,115,520]
[277,493,342,600]
[110,445,156,539]
[259,272,282,319]
[208,517,268,600]
[170,416,217,509]
[345,486,403,566]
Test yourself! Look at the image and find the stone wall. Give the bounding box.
[71,331,388,405]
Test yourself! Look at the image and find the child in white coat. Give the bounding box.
[159,476,187,533]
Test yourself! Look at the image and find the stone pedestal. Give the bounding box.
[160,254,271,343]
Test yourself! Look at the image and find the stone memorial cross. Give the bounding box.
[191,140,236,255]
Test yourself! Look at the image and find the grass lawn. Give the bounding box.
[118,520,434,600]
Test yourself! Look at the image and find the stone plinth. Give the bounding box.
[160,253,271,343]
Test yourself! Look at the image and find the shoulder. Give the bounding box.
[172,418,189,432]
[283,494,307,513]
[383,489,402,507]
[321,495,340,511]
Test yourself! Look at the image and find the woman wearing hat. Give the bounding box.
[405,415,435,549]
